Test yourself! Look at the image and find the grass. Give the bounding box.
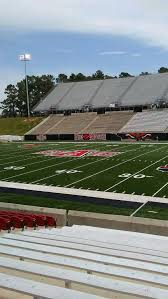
[136,203,168,220]
[0,141,167,220]
[0,192,134,216]
[0,117,45,135]
[0,142,168,197]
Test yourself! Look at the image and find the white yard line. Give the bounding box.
[153,182,168,197]
[130,202,148,217]
[105,149,168,192]
[32,157,110,184]
[1,158,78,181]
[0,157,57,174]
[31,147,139,184]
[65,146,165,188]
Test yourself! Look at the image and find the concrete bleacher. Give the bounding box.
[90,77,137,107]
[80,112,133,134]
[121,73,168,106]
[33,73,168,113]
[26,112,133,136]
[33,82,75,112]
[56,80,102,110]
[0,225,167,298]
[120,110,168,133]
[48,112,97,134]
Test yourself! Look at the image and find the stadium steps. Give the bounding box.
[45,116,65,134]
[53,82,76,110]
[87,80,105,106]
[120,110,168,133]
[0,225,167,299]
[81,112,133,134]
[52,80,104,110]
[47,113,97,134]
[26,114,64,135]
[118,76,139,103]
[79,115,99,133]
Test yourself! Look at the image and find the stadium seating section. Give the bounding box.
[120,110,168,133]
[0,225,167,298]
[26,111,134,136]
[34,73,168,112]
[0,210,56,231]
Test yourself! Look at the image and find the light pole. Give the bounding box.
[19,53,31,117]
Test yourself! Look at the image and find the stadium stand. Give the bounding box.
[121,73,168,106]
[26,111,133,136]
[120,110,168,133]
[48,112,97,134]
[0,225,167,298]
[33,73,168,113]
[81,111,133,134]
[90,77,137,107]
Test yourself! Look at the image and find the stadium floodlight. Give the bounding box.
[19,53,32,117]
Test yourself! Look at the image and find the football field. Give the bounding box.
[0,141,168,199]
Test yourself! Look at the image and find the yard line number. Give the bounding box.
[118,173,153,179]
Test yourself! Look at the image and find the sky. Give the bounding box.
[1,0,168,103]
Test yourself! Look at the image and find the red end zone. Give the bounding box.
[35,150,122,157]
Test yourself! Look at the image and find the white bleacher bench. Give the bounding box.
[0,272,102,299]
[0,236,167,274]
[3,232,168,265]
[0,256,168,298]
[0,226,167,299]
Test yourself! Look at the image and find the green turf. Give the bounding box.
[0,141,167,198]
[135,204,168,220]
[0,192,134,216]
[0,117,45,135]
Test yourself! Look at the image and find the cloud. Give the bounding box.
[0,0,168,49]
[99,51,126,56]
[131,53,142,57]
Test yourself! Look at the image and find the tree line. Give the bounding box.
[1,67,168,117]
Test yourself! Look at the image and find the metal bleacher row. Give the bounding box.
[26,109,168,136]
[34,73,168,112]
[0,225,167,298]
[120,110,168,133]
[26,111,134,136]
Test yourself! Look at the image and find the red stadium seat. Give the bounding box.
[0,217,11,232]
[33,214,46,226]
[46,216,56,227]
[23,215,36,228]
[10,216,24,229]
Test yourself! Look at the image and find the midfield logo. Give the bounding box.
[157,165,168,172]
[35,150,122,158]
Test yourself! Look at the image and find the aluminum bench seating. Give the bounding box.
[0,256,167,298]
[0,226,167,298]
[0,272,102,299]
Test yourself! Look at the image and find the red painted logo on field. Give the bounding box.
[157,165,168,172]
[35,150,122,158]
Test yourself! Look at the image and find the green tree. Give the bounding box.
[158,67,168,73]
[1,85,18,117]
[139,72,150,76]
[1,75,55,117]
[119,72,133,78]
[92,70,104,80]
[57,74,68,83]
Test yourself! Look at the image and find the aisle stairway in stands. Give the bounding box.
[80,112,133,134]
[26,112,133,136]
